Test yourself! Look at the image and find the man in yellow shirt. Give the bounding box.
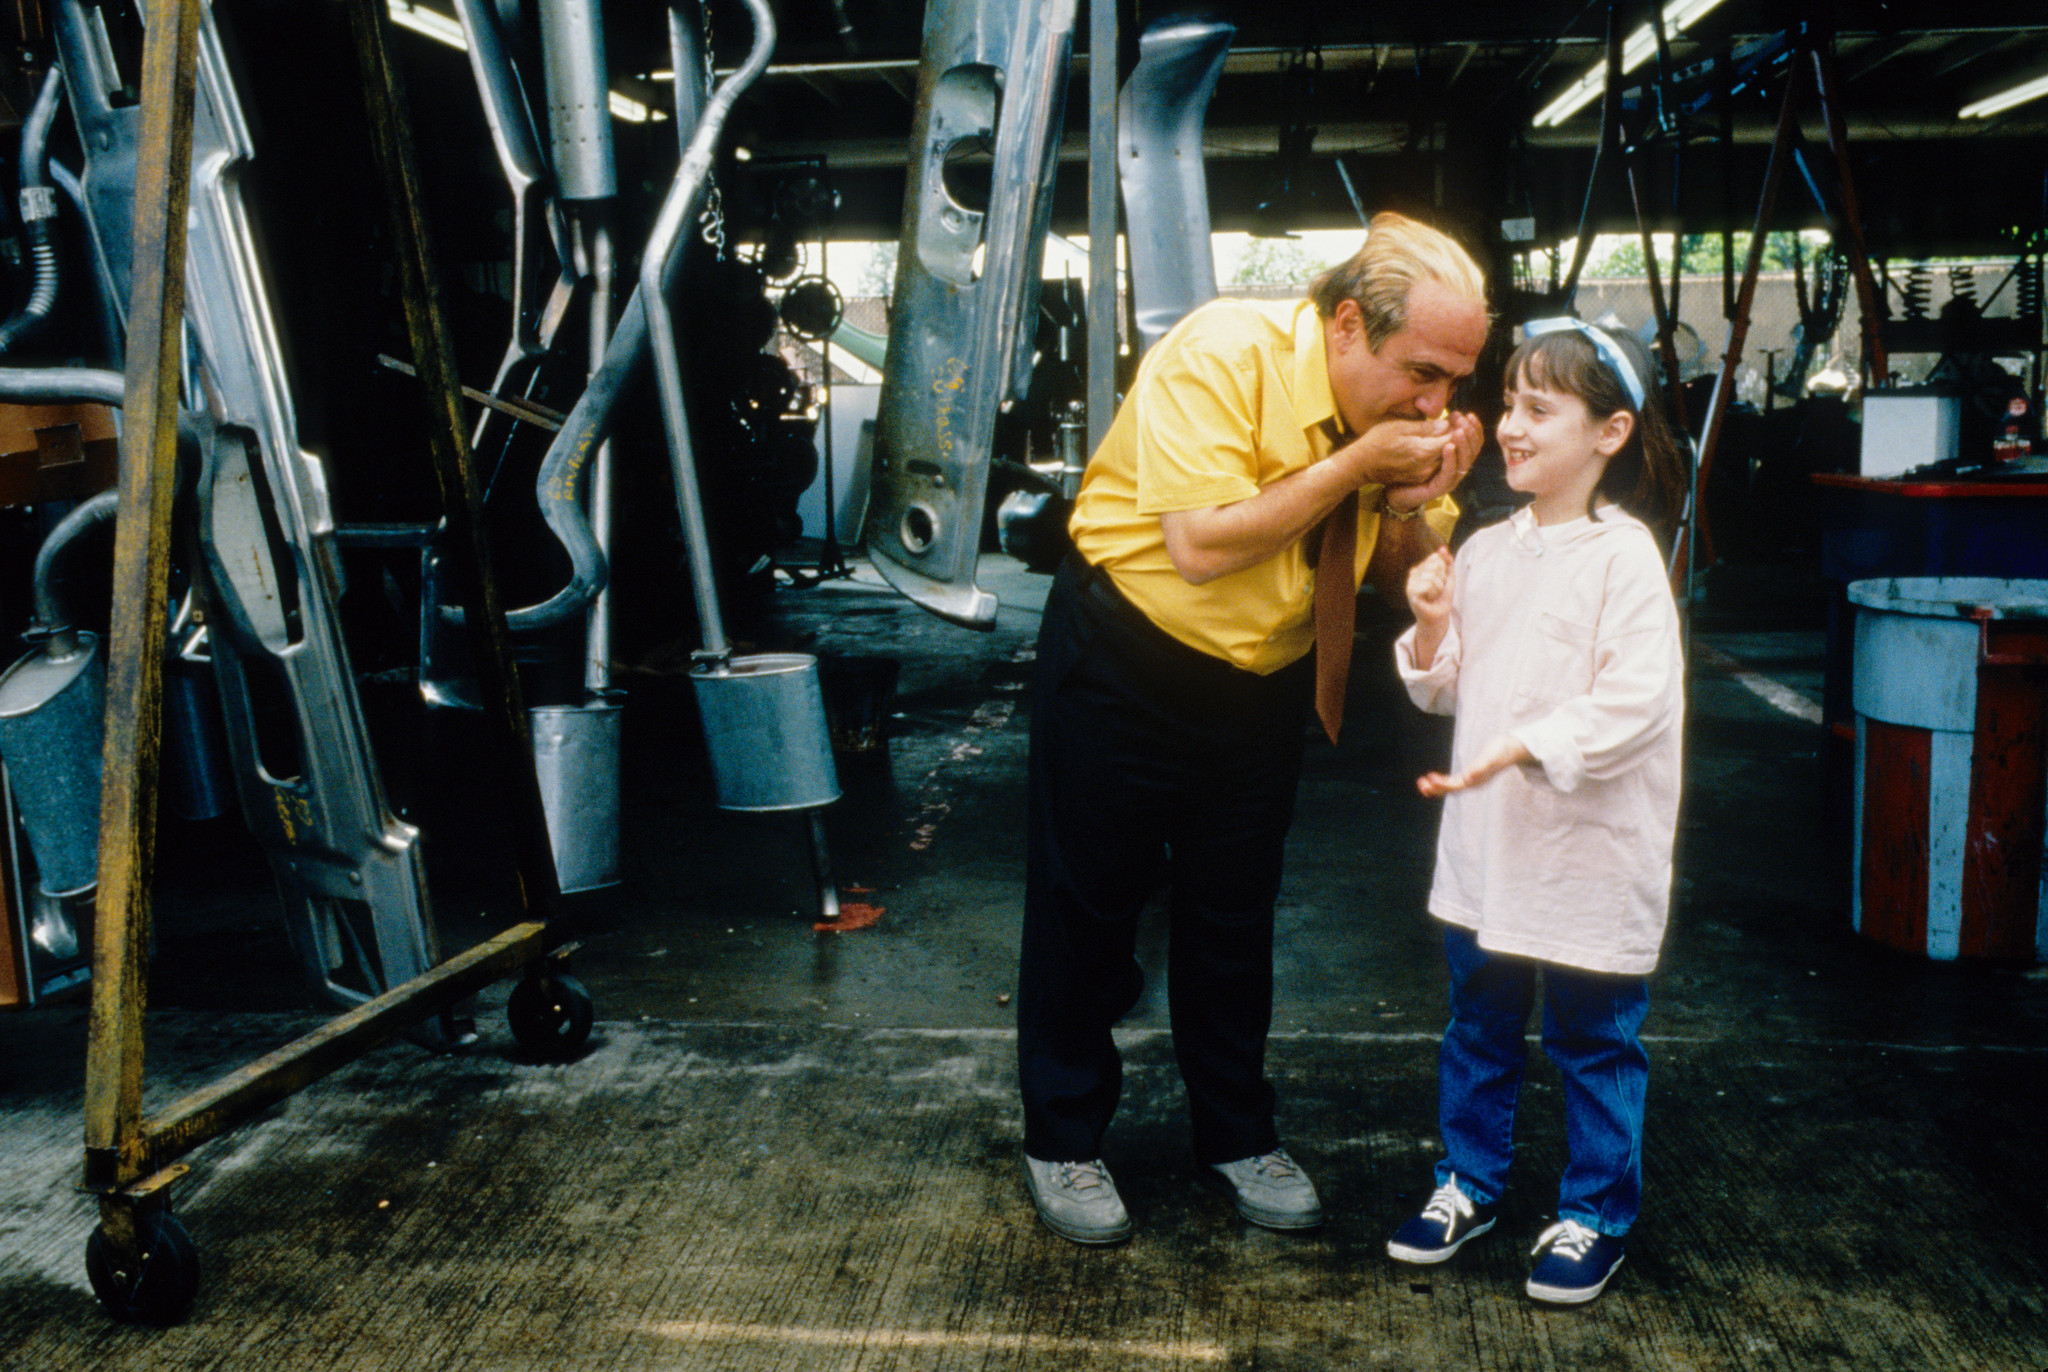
[1019,212,1491,1244]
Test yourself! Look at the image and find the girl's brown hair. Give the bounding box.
[1504,325,1686,536]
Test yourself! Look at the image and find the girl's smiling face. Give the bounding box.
[1496,373,1634,525]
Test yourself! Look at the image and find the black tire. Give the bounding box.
[85,1209,200,1326]
[507,972,594,1058]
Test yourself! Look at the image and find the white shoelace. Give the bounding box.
[1532,1218,1600,1261]
[1420,1177,1478,1237]
[1056,1160,1112,1194]
[1248,1150,1301,1179]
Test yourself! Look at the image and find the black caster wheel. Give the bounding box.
[508,971,594,1058]
[85,1208,200,1326]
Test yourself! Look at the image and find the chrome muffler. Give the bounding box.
[0,489,116,902]
[0,629,103,898]
[689,655,840,813]
[529,701,623,891]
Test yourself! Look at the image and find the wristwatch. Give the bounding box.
[1376,491,1425,522]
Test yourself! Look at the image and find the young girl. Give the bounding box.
[1384,319,1686,1305]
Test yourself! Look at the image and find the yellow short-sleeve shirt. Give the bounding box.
[1070,297,1457,674]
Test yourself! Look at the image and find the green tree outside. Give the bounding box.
[1583,231,1816,279]
[1224,237,1333,288]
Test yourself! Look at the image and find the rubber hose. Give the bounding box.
[0,67,66,354]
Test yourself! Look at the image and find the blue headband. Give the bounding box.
[1522,317,1647,411]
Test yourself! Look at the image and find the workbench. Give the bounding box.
[1813,471,2048,728]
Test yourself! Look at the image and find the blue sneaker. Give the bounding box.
[1526,1219,1626,1303]
[1386,1176,1498,1264]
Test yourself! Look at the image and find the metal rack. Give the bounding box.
[78,0,587,1325]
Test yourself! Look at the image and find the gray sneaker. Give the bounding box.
[1207,1148,1324,1230]
[1023,1156,1132,1245]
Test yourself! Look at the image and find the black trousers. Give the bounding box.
[1018,554,1313,1165]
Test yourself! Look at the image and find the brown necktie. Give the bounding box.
[1313,490,1359,744]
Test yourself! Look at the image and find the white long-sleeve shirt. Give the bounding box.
[1395,506,1684,975]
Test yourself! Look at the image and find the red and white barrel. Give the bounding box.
[1850,578,2048,961]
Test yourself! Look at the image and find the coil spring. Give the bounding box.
[1947,263,1977,308]
[2019,255,2044,322]
[1898,262,1933,320]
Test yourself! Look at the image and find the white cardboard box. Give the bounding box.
[1860,390,1959,478]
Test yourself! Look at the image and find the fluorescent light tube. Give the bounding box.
[387,1,466,50]
[608,92,652,123]
[387,3,660,121]
[1533,0,1731,128]
[1961,73,2048,119]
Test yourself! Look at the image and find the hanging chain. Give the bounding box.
[695,0,726,252]
[700,187,725,251]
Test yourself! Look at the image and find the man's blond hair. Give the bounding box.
[1308,211,1489,350]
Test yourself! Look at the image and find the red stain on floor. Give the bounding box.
[816,901,884,933]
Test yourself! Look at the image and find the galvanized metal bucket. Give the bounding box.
[690,653,841,812]
[529,700,623,892]
[0,632,106,896]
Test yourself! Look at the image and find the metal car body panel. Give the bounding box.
[863,0,1077,630]
[1119,19,1234,350]
[54,2,441,1010]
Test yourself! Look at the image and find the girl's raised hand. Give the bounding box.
[1417,733,1534,797]
[1405,545,1454,627]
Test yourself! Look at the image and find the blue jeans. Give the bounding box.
[1433,924,1649,1237]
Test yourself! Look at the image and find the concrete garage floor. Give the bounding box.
[4,553,2048,1370]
